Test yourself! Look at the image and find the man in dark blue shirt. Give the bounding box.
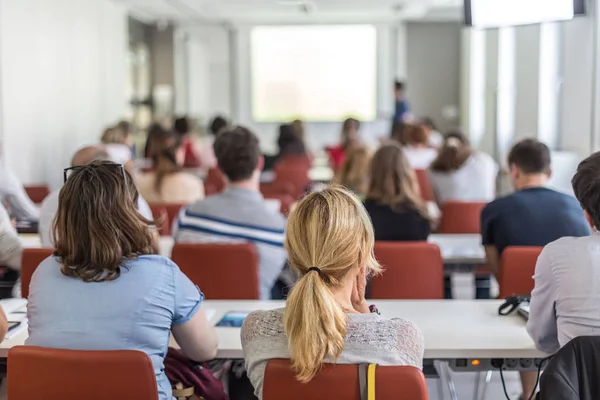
[480,138,591,398]
[393,81,410,123]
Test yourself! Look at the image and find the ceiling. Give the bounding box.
[121,0,463,25]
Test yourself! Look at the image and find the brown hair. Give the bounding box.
[53,161,155,283]
[403,124,429,146]
[214,126,260,182]
[508,138,551,174]
[367,143,431,220]
[101,127,125,145]
[148,130,183,195]
[430,131,474,172]
[334,146,371,196]
[341,118,360,149]
[573,151,600,229]
[284,186,381,382]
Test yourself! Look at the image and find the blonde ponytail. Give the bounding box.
[283,186,382,383]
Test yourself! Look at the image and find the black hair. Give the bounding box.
[394,81,405,91]
[210,115,229,136]
[173,117,190,136]
[572,152,600,228]
[507,139,551,174]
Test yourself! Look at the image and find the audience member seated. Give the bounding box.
[421,117,443,148]
[402,124,438,170]
[27,161,218,400]
[0,161,40,222]
[429,131,498,205]
[173,127,287,300]
[326,118,361,171]
[276,124,310,164]
[291,119,305,142]
[390,121,406,144]
[0,201,24,297]
[39,146,153,247]
[174,116,202,168]
[481,138,590,398]
[200,115,230,169]
[364,143,432,241]
[241,186,424,399]
[527,151,600,354]
[333,146,371,198]
[137,130,204,204]
[144,122,169,158]
[100,125,133,167]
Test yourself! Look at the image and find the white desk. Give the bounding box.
[0,300,546,362]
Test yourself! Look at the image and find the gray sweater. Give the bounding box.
[241,308,424,399]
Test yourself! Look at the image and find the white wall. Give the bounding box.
[0,0,128,188]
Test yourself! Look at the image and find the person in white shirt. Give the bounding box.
[401,124,438,170]
[39,146,152,247]
[0,164,40,222]
[101,125,134,167]
[527,151,600,354]
[428,131,498,205]
[421,117,444,149]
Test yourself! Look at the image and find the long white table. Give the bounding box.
[0,299,546,363]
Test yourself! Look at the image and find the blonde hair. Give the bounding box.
[283,186,382,383]
[334,146,372,196]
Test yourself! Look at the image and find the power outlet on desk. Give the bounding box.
[448,358,543,372]
[505,359,519,368]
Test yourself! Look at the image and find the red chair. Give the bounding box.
[272,163,310,199]
[438,201,487,234]
[8,346,158,400]
[263,359,427,400]
[148,204,169,236]
[205,167,226,195]
[171,243,260,299]
[24,185,50,204]
[414,170,434,202]
[370,242,444,299]
[21,248,53,298]
[498,246,543,298]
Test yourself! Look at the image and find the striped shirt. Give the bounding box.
[173,186,287,299]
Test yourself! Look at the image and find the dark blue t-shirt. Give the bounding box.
[481,187,591,254]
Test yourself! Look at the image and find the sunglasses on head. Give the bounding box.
[63,164,126,184]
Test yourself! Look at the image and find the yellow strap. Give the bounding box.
[368,364,376,400]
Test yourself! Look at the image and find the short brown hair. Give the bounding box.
[367,142,431,220]
[404,124,428,146]
[214,126,260,182]
[53,161,156,282]
[508,139,551,174]
[572,152,600,228]
[430,131,473,172]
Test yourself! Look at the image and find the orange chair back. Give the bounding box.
[205,168,226,195]
[24,185,50,204]
[263,359,427,400]
[8,346,158,400]
[414,170,434,202]
[171,243,260,299]
[164,204,185,233]
[370,242,444,299]
[21,248,53,298]
[273,165,310,199]
[438,201,486,234]
[498,246,543,298]
[148,204,170,236]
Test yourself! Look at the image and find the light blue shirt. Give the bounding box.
[27,255,203,400]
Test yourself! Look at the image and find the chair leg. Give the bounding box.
[435,361,458,400]
[473,370,493,400]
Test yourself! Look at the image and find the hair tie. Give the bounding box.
[308,267,321,274]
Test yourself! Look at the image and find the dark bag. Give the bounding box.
[165,347,229,400]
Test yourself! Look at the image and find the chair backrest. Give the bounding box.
[21,248,53,298]
[370,242,444,299]
[438,201,487,234]
[148,204,170,236]
[171,243,260,299]
[414,170,434,202]
[24,185,50,204]
[205,167,226,195]
[8,346,158,400]
[164,204,185,233]
[273,163,310,199]
[263,359,427,400]
[498,246,543,298]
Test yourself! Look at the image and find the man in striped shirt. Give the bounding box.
[173,126,287,300]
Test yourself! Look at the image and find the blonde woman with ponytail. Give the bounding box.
[241,186,424,398]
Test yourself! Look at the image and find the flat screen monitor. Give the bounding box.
[465,0,586,28]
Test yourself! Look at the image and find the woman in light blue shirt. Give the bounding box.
[27,160,218,400]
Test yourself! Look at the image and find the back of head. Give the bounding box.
[291,119,305,141]
[209,115,229,136]
[148,130,183,194]
[101,127,125,145]
[214,126,260,182]
[367,142,430,220]
[430,130,473,172]
[391,121,406,144]
[395,81,405,92]
[404,124,429,146]
[71,146,110,167]
[335,146,371,195]
[54,160,155,282]
[117,120,132,135]
[173,117,191,136]
[572,152,600,229]
[283,186,381,382]
[420,117,436,131]
[341,118,360,148]
[278,124,306,158]
[508,139,551,175]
